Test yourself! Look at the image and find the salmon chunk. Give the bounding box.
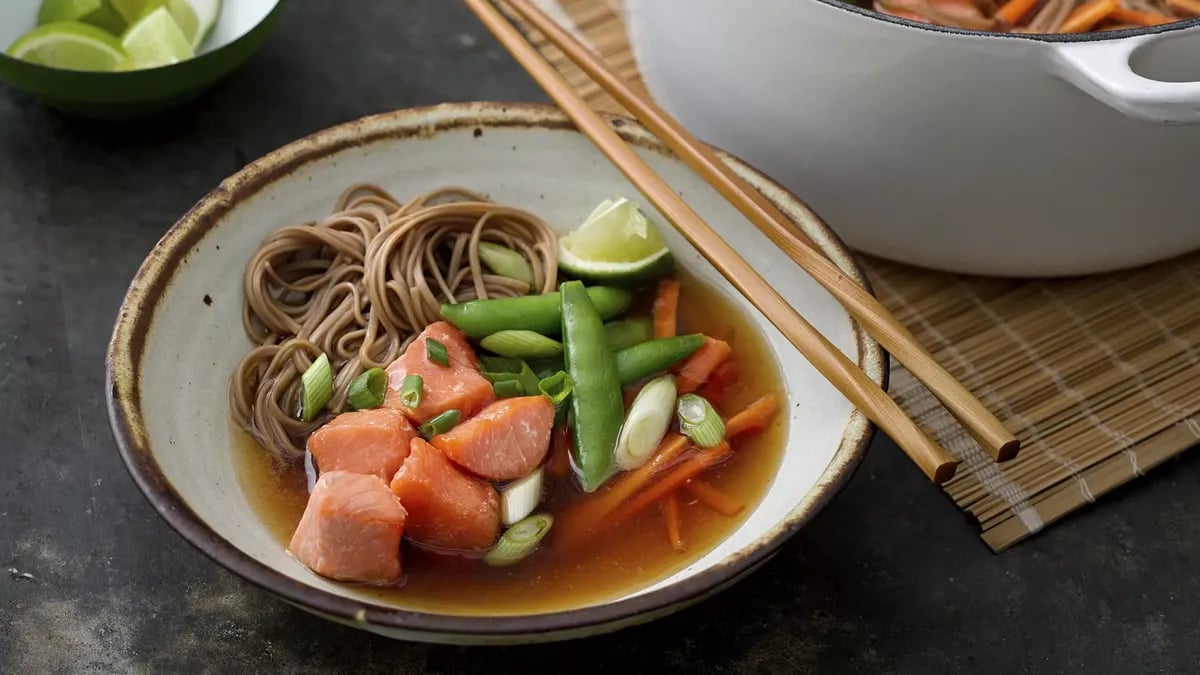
[383,322,494,424]
[431,396,555,481]
[390,438,500,552]
[307,408,417,481]
[288,471,408,585]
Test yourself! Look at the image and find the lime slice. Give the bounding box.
[559,197,675,286]
[6,21,126,71]
[109,0,164,22]
[38,0,101,23]
[121,6,194,69]
[166,0,220,49]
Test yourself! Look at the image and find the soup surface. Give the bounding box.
[234,272,786,615]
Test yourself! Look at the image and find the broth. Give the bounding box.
[233,272,786,615]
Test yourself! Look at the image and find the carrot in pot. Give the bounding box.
[1108,7,1173,24]
[724,394,781,438]
[696,358,740,405]
[652,279,680,339]
[675,337,732,394]
[663,493,686,552]
[1060,0,1120,32]
[606,443,733,528]
[556,433,691,549]
[995,0,1041,24]
[685,479,744,517]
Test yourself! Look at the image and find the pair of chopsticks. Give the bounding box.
[465,0,1020,483]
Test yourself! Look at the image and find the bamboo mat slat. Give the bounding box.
[512,0,1200,551]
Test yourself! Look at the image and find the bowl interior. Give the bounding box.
[0,0,279,54]
[111,104,879,630]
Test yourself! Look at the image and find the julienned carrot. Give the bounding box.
[1109,7,1172,24]
[663,493,685,551]
[724,394,781,438]
[684,479,744,517]
[1060,0,1119,32]
[652,279,680,339]
[995,0,1039,24]
[545,425,572,477]
[607,443,732,527]
[556,433,691,547]
[696,358,740,404]
[675,337,732,394]
[1168,0,1200,15]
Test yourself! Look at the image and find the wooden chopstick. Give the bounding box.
[465,0,959,483]
[488,0,1019,464]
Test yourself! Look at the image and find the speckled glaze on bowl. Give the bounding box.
[106,102,885,645]
[0,0,282,116]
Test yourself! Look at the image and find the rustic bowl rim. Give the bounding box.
[105,101,885,638]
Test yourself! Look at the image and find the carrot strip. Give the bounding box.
[652,279,680,339]
[545,425,571,477]
[995,0,1040,24]
[696,358,740,404]
[663,493,686,551]
[684,479,745,517]
[1060,0,1119,32]
[1108,7,1172,24]
[724,394,781,438]
[1168,0,1200,15]
[556,434,691,548]
[676,337,732,394]
[607,443,732,527]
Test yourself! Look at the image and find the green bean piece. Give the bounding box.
[561,281,623,492]
[614,334,706,385]
[604,317,654,351]
[440,286,633,338]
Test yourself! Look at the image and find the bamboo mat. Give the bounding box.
[511,0,1200,551]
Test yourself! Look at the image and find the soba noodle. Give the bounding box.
[229,185,558,460]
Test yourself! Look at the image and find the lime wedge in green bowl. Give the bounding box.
[0,0,281,118]
[559,197,676,286]
[7,21,125,71]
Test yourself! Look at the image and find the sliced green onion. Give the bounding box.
[426,338,450,367]
[517,361,540,397]
[479,355,524,374]
[493,379,524,399]
[418,409,461,439]
[615,375,677,470]
[399,374,423,409]
[347,367,388,410]
[528,357,565,380]
[499,468,544,526]
[481,330,564,359]
[484,513,554,567]
[537,371,574,408]
[676,393,725,449]
[477,241,535,285]
[299,353,333,422]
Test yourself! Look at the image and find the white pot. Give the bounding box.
[626,0,1200,277]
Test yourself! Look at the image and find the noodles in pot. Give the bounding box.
[229,185,558,460]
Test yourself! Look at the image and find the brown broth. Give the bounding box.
[232,272,786,615]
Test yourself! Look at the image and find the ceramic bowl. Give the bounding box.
[0,0,282,117]
[106,102,885,645]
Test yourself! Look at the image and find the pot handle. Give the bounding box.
[1048,36,1200,125]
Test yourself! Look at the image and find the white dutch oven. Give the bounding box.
[626,0,1200,276]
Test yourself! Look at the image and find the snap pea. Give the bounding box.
[440,286,633,338]
[561,280,623,493]
[614,334,706,385]
[603,317,654,351]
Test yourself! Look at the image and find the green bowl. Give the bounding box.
[0,0,283,117]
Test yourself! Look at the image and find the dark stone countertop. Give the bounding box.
[2,2,1198,672]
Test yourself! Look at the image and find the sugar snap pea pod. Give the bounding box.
[440,287,633,338]
[561,281,623,492]
[614,334,706,385]
[604,317,654,351]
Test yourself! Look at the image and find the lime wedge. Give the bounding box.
[166,0,220,49]
[7,21,126,71]
[121,6,194,69]
[109,0,164,22]
[559,197,674,286]
[39,0,128,33]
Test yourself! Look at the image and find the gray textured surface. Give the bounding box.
[2,1,1199,673]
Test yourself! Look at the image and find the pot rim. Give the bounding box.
[817,0,1200,42]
